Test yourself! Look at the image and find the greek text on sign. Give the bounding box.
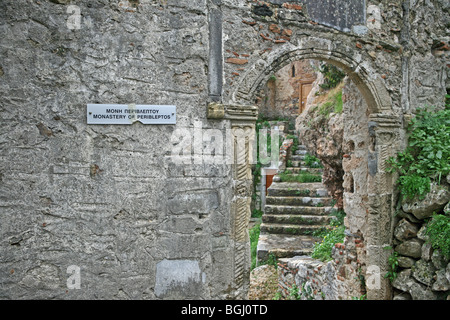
[87,104,176,124]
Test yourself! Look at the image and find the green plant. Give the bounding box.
[249,222,261,270]
[289,284,301,300]
[311,210,346,262]
[383,247,399,283]
[318,63,346,90]
[300,283,314,300]
[352,294,367,300]
[425,213,450,259]
[318,89,343,116]
[329,209,346,227]
[252,209,263,219]
[304,154,323,168]
[259,253,278,269]
[288,284,315,300]
[272,292,283,300]
[311,225,345,262]
[296,189,310,196]
[387,106,450,200]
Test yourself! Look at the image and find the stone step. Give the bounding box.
[266,196,334,207]
[293,149,308,155]
[262,214,331,225]
[277,173,322,184]
[260,223,330,236]
[265,205,333,216]
[285,167,323,174]
[296,145,307,151]
[256,233,320,262]
[290,155,306,161]
[267,182,329,197]
[290,160,306,167]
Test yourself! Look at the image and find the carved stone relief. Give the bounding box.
[207,102,257,299]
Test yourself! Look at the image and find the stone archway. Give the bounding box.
[222,39,403,300]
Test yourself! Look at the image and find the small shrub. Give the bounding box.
[252,209,263,219]
[304,154,323,168]
[425,213,450,259]
[259,253,278,269]
[311,210,346,262]
[250,222,261,270]
[383,247,399,283]
[311,225,345,262]
[318,63,346,90]
[387,106,450,200]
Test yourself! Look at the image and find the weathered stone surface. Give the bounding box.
[392,269,415,292]
[300,0,366,32]
[225,58,249,65]
[447,263,450,283]
[417,225,430,241]
[444,201,450,215]
[49,0,71,4]
[154,259,206,299]
[167,190,219,215]
[393,264,439,300]
[410,282,440,300]
[411,259,436,286]
[402,184,450,220]
[394,219,419,241]
[398,256,416,269]
[395,239,423,258]
[432,269,450,291]
[421,242,433,261]
[393,292,412,300]
[396,210,421,223]
[431,249,449,270]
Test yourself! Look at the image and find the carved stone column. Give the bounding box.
[207,102,258,299]
[366,113,402,300]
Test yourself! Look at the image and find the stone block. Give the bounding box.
[402,183,450,220]
[432,269,450,291]
[431,249,449,269]
[447,263,450,283]
[154,259,206,299]
[395,239,423,258]
[411,259,436,286]
[394,218,419,241]
[410,282,439,300]
[421,242,433,261]
[398,256,416,268]
[167,190,219,215]
[393,292,412,300]
[392,269,414,292]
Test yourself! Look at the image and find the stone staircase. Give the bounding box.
[257,141,333,264]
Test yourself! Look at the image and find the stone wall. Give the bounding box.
[296,73,345,209]
[391,182,450,300]
[278,235,367,300]
[0,0,237,299]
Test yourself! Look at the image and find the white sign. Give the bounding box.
[87,104,176,125]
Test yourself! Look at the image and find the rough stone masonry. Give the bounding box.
[0,0,448,299]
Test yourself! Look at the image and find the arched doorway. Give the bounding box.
[222,41,403,300]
